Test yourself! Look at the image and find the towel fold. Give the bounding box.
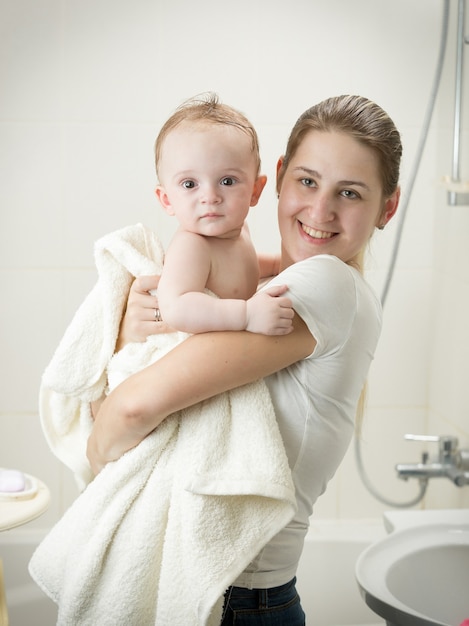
[30,223,296,625]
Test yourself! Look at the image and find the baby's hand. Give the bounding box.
[245,285,294,335]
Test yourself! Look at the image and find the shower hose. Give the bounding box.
[354,0,450,508]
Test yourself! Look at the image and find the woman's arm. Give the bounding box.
[258,252,281,279]
[87,313,315,474]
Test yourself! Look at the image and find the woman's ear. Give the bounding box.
[250,175,267,206]
[379,187,401,228]
[155,186,175,216]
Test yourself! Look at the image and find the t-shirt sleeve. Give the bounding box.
[262,255,359,358]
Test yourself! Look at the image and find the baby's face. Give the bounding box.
[155,123,264,239]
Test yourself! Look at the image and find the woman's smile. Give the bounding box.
[300,221,336,240]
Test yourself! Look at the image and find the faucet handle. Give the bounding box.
[404,434,440,443]
[404,434,459,460]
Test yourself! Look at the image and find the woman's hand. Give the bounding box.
[116,275,176,351]
[87,421,109,476]
[87,377,159,475]
[86,414,131,477]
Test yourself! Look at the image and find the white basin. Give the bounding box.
[356,509,469,626]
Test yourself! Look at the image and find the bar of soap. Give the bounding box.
[0,469,26,493]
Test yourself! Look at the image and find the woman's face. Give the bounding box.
[277,130,399,269]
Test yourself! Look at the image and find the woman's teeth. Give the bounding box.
[301,224,334,239]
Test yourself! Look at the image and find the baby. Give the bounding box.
[154,93,293,335]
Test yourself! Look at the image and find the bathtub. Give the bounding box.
[296,519,387,626]
[1,520,386,626]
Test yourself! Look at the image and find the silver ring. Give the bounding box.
[154,307,162,322]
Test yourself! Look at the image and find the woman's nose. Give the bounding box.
[307,192,335,222]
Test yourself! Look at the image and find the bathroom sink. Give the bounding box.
[355,509,469,626]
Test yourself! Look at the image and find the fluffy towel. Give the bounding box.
[39,223,168,489]
[30,223,296,626]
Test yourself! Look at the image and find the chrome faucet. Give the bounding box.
[396,434,469,487]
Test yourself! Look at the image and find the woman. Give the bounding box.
[88,94,402,625]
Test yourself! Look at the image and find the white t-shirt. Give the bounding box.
[233,254,382,589]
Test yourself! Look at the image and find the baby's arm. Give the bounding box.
[158,231,293,335]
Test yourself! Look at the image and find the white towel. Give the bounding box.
[31,224,296,625]
[39,223,167,489]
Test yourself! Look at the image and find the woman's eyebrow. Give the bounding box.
[293,166,370,191]
[339,179,371,191]
[293,166,321,178]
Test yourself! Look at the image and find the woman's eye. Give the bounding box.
[300,178,316,188]
[221,177,235,186]
[341,189,359,199]
[182,180,196,189]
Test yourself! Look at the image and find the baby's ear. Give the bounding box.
[250,175,268,207]
[155,186,175,216]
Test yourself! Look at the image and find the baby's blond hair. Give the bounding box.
[154,93,261,179]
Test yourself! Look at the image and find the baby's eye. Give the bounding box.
[340,189,359,199]
[220,177,236,186]
[182,180,196,189]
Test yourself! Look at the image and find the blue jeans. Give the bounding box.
[220,577,306,625]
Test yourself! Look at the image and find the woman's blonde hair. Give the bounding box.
[154,92,261,178]
[278,94,402,200]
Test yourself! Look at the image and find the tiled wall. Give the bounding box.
[1,0,468,531]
